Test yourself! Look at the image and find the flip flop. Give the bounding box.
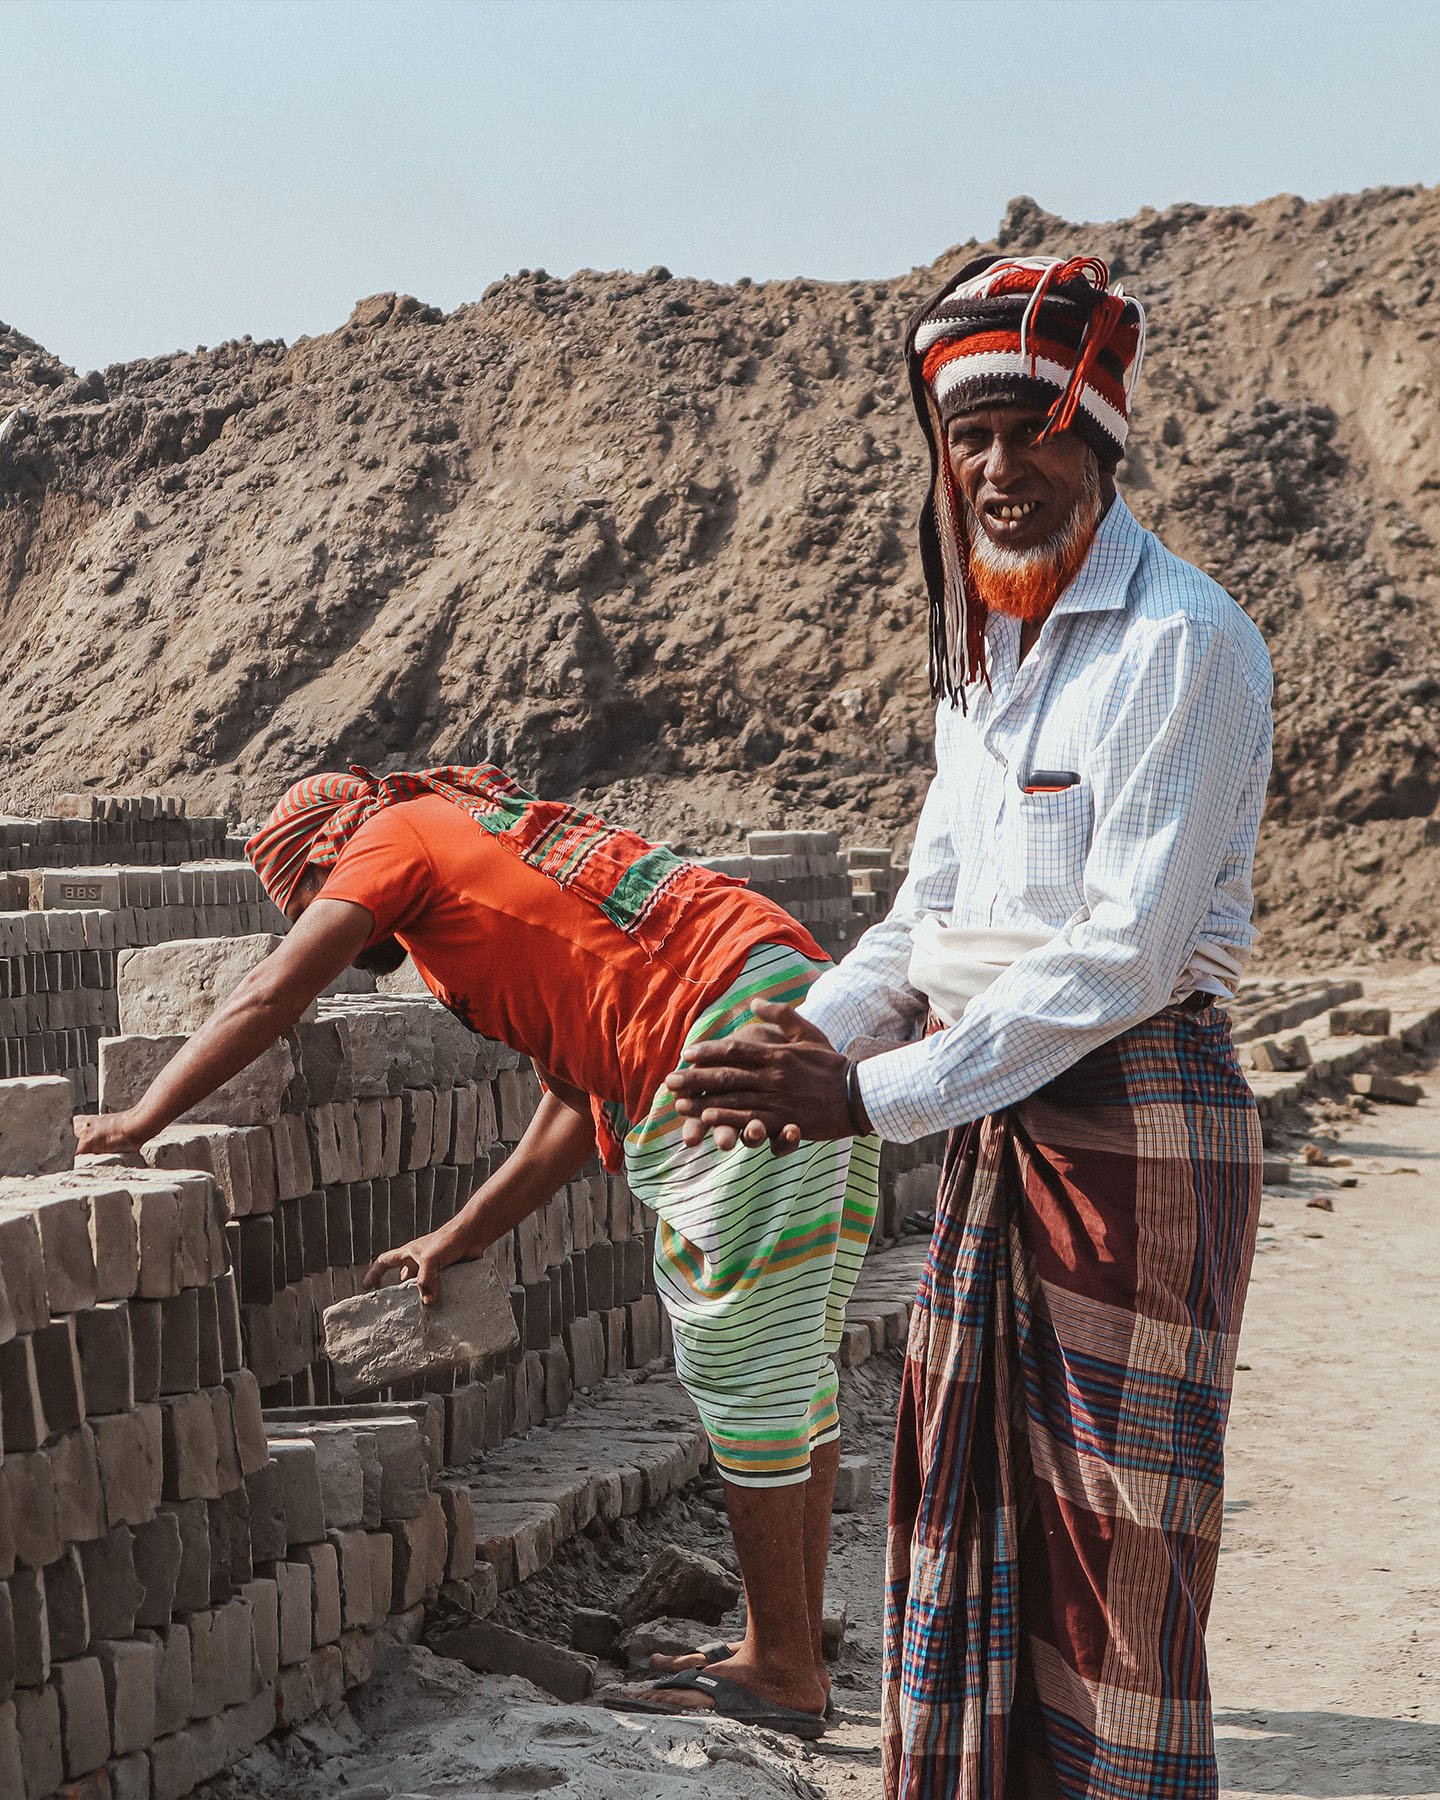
[640,1645,835,1721]
[607,1668,827,1740]
[646,1640,733,1670]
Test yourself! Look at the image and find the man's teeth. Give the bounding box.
[993,502,1037,521]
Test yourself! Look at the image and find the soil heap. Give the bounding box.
[3,185,1439,967]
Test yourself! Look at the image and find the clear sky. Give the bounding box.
[6,0,1438,374]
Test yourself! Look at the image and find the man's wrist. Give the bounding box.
[844,1060,873,1136]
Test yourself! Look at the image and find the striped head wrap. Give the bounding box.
[906,254,1147,704]
[244,763,532,913]
[244,766,390,913]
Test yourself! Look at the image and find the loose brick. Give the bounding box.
[159,1500,211,1615]
[323,1252,519,1394]
[0,1215,48,1334]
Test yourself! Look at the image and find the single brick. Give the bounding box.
[0,1077,74,1177]
[75,1301,135,1415]
[78,1526,145,1640]
[52,1652,110,1778]
[94,1634,158,1757]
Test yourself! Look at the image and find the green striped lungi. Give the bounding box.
[624,942,881,1488]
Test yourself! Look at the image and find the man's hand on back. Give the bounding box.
[665,1002,861,1151]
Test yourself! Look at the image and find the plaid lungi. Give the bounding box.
[882,1002,1261,1800]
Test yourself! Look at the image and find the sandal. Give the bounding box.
[608,1668,827,1740]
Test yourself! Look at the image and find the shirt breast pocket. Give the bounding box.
[999,780,1093,917]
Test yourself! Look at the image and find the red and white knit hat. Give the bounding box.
[904,254,1148,701]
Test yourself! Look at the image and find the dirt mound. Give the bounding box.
[3,186,1439,967]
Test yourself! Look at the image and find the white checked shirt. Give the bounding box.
[800,496,1274,1144]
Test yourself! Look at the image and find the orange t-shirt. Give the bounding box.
[319,795,825,1167]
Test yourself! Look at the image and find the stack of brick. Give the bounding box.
[0,795,231,873]
[698,829,862,960]
[92,938,667,1464]
[844,845,903,922]
[0,1072,478,1798]
[0,867,283,1104]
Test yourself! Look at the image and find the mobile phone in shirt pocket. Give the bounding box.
[1001,777,1093,914]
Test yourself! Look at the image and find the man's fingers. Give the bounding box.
[362,1249,411,1291]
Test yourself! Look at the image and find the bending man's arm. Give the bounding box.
[364,1078,596,1302]
[73,898,375,1153]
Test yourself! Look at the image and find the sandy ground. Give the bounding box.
[209,1076,1440,1800]
[1207,1077,1440,1799]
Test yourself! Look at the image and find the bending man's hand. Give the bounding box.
[363,1229,463,1305]
[665,1002,863,1151]
[73,1110,146,1156]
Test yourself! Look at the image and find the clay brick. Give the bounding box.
[31,1316,84,1431]
[267,1440,326,1546]
[0,1215,48,1334]
[128,1299,163,1403]
[14,1681,63,1800]
[150,1623,193,1736]
[274,1561,312,1666]
[3,1452,60,1569]
[160,1391,220,1501]
[110,1749,151,1800]
[53,1653,110,1777]
[366,1530,392,1620]
[74,1301,134,1415]
[78,1527,144,1641]
[236,1582,277,1692]
[0,1336,46,1453]
[295,1542,341,1647]
[323,1253,519,1394]
[390,1492,447,1610]
[43,1545,90,1660]
[95,1634,157,1756]
[0,1702,22,1800]
[0,1583,12,1705]
[244,1461,287,1566]
[90,1404,162,1537]
[438,1483,477,1582]
[160,1500,211,1615]
[6,1569,48,1690]
[131,1183,185,1300]
[51,1423,106,1545]
[224,1369,268,1477]
[0,1076,74,1177]
[132,1512,184,1628]
[150,1724,201,1800]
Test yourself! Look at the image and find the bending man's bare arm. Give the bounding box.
[73,898,374,1153]
[364,1079,596,1302]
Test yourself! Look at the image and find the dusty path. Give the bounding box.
[1207,1076,1440,1799]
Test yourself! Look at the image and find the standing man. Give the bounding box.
[666,255,1273,1798]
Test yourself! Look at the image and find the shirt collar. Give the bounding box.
[1049,492,1146,617]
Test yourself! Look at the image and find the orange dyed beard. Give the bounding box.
[963,459,1102,624]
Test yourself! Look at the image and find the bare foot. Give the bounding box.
[648,1642,740,1675]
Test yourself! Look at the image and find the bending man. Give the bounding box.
[666,256,1273,1798]
[77,762,879,1739]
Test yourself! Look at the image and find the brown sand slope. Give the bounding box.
[3,186,1438,964]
